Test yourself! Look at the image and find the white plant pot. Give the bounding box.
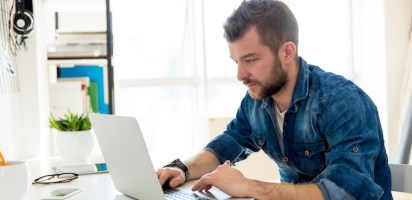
[56,130,95,162]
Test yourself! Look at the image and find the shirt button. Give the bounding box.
[284,122,287,127]
[304,150,310,156]
[282,157,288,163]
[258,140,263,146]
[352,147,359,153]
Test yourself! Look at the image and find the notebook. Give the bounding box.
[89,113,217,200]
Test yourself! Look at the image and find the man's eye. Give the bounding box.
[245,58,256,63]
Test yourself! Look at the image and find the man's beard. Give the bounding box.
[243,58,288,100]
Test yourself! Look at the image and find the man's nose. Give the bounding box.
[237,63,247,81]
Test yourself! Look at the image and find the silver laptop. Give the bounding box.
[89,113,217,200]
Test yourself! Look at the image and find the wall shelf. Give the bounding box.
[46,0,114,115]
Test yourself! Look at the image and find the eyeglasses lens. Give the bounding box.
[33,173,78,184]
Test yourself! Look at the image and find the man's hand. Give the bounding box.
[191,160,323,200]
[156,151,221,190]
[156,167,186,189]
[191,160,251,198]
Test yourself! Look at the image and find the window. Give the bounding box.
[289,0,354,77]
[112,0,355,161]
[112,0,205,161]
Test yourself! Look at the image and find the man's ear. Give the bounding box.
[279,41,297,64]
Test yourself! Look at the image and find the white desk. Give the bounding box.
[23,173,235,200]
[24,173,119,200]
[20,158,412,200]
[21,157,228,200]
[22,173,412,200]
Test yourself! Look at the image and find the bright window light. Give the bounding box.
[111,0,355,159]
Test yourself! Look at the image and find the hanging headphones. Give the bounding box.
[13,0,34,37]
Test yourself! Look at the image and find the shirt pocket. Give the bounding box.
[293,141,326,177]
[250,130,267,148]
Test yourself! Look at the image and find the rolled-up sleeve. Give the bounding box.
[317,178,355,200]
[205,133,246,164]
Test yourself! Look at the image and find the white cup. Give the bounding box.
[0,161,30,200]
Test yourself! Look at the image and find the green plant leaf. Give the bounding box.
[49,109,92,132]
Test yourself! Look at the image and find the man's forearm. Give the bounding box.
[184,150,220,181]
[248,180,324,200]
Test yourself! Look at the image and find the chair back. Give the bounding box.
[390,163,412,193]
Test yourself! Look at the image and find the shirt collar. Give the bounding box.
[289,57,310,112]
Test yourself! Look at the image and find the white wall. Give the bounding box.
[0,96,14,157]
[384,0,412,162]
[0,0,50,160]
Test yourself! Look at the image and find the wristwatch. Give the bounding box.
[163,159,190,182]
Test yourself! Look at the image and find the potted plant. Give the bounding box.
[49,110,92,132]
[49,110,95,162]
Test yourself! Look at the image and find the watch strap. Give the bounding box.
[163,159,190,182]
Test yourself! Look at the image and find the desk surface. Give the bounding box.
[24,172,234,200]
[21,172,412,200]
[20,158,412,200]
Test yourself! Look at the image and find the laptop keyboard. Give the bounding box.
[164,189,210,200]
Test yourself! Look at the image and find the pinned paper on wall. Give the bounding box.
[0,0,20,94]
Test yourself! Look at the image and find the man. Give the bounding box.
[157,0,392,199]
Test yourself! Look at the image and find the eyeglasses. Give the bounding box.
[32,173,79,185]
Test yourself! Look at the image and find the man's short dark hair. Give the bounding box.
[224,0,299,57]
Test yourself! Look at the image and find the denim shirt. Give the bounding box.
[205,58,392,200]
